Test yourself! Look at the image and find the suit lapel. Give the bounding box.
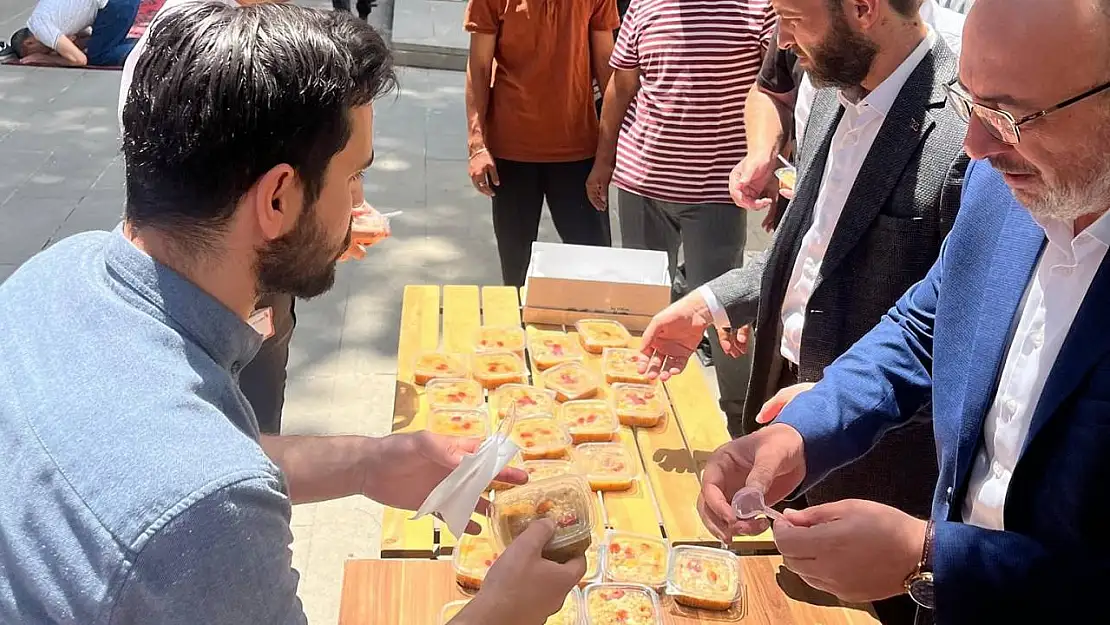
[1022,251,1110,456]
[818,38,956,281]
[759,94,844,321]
[953,206,1045,488]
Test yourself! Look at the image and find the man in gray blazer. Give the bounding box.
[639,1,968,621]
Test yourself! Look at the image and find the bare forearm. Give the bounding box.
[595,75,638,167]
[260,434,376,504]
[54,35,87,66]
[744,84,788,164]
[590,33,615,95]
[466,64,492,154]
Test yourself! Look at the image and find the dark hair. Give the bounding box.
[10,28,32,58]
[121,3,395,250]
[827,0,922,18]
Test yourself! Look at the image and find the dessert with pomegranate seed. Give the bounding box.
[414,351,469,385]
[453,531,501,590]
[666,545,743,611]
[603,531,669,588]
[557,399,619,443]
[611,383,666,428]
[510,416,571,460]
[472,350,526,389]
[546,587,582,625]
[529,332,584,370]
[425,378,484,410]
[575,319,632,354]
[584,584,663,625]
[572,443,637,491]
[428,408,489,438]
[541,361,599,402]
[523,459,574,482]
[494,384,557,420]
[475,325,526,355]
[491,475,594,563]
[603,347,651,385]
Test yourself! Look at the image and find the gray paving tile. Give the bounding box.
[0,193,76,264]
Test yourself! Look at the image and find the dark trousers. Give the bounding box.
[86,0,140,66]
[491,158,613,288]
[331,0,374,19]
[616,189,750,421]
[239,293,296,435]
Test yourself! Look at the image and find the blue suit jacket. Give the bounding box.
[777,159,1110,623]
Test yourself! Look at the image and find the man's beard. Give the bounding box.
[255,205,350,300]
[990,141,1110,223]
[804,10,878,91]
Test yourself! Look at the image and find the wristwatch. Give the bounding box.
[904,519,936,609]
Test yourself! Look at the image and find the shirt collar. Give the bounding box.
[104,227,263,373]
[837,27,938,119]
[1036,210,1110,256]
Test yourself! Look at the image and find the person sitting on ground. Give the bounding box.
[10,0,140,67]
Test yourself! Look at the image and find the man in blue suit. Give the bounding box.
[695,0,1110,622]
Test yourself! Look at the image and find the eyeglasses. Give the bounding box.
[946,80,1110,145]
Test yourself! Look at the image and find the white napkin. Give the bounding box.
[412,432,520,539]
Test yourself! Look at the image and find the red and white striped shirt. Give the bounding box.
[610,0,775,204]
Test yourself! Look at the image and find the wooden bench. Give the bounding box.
[380,285,775,558]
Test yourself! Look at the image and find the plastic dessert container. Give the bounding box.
[557,399,619,444]
[510,415,572,460]
[666,545,743,611]
[541,361,600,402]
[494,384,557,420]
[575,318,632,354]
[572,443,638,492]
[414,351,469,385]
[775,166,797,191]
[583,583,664,625]
[546,586,583,625]
[438,599,470,623]
[425,378,484,410]
[611,383,666,428]
[523,459,574,483]
[475,325,527,355]
[602,348,651,385]
[428,407,490,438]
[529,332,585,370]
[580,541,602,587]
[471,350,526,390]
[490,475,595,563]
[602,531,670,588]
[453,531,501,590]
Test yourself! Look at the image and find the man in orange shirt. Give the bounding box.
[464,0,619,287]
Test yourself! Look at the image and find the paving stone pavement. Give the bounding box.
[0,3,769,621]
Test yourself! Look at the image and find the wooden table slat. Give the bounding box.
[480,286,522,327]
[338,558,879,625]
[383,285,441,559]
[662,362,776,552]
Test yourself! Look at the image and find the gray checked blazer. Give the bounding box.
[705,37,969,516]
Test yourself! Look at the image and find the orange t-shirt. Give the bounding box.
[465,0,619,163]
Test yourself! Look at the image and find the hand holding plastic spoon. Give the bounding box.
[732,486,789,524]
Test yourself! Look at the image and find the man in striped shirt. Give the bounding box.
[586,0,776,423]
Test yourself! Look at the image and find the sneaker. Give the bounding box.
[0,42,16,63]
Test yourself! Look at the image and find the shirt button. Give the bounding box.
[1031,329,1045,349]
[945,485,954,503]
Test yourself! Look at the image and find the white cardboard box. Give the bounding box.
[521,242,671,331]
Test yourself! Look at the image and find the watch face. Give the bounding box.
[908,576,936,609]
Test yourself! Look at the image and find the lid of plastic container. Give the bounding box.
[510,415,572,455]
[583,583,664,625]
[475,325,527,352]
[522,459,574,482]
[574,319,632,345]
[429,407,490,438]
[572,443,639,481]
[425,378,484,409]
[666,545,743,604]
[542,361,599,396]
[602,530,671,588]
[490,474,595,551]
[452,531,501,580]
[558,400,619,436]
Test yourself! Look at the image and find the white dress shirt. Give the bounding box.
[777,30,937,365]
[794,1,964,145]
[962,213,1110,531]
